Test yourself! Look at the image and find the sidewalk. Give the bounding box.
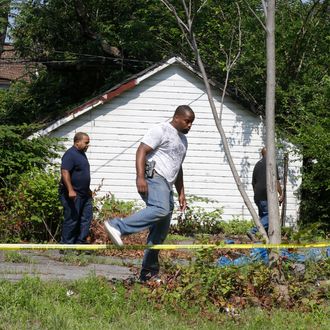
[0,250,138,282]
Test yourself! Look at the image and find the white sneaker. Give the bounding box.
[104,221,123,247]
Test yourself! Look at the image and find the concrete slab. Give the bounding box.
[0,250,136,282]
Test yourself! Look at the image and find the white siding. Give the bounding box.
[50,64,301,224]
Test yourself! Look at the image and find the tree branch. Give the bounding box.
[243,0,267,31]
[220,2,242,119]
[160,0,269,242]
[73,0,120,57]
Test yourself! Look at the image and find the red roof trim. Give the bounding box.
[69,79,137,115]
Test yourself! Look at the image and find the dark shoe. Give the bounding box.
[59,249,78,256]
[104,220,123,247]
[76,250,93,256]
[247,232,257,242]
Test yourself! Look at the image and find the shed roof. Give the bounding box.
[33,57,231,137]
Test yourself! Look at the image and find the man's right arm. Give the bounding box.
[61,169,76,199]
[135,143,153,194]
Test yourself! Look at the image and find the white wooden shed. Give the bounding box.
[36,57,301,225]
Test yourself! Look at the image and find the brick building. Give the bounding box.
[0,44,30,89]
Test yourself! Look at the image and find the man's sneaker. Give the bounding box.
[247,232,257,242]
[104,220,123,247]
[139,275,162,284]
[138,270,162,284]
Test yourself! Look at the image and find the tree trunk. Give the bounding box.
[265,0,281,244]
[0,0,10,54]
[192,42,268,242]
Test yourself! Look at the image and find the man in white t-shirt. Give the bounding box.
[104,105,195,282]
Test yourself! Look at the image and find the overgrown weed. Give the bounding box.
[4,251,34,264]
[142,248,330,317]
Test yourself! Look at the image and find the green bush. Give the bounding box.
[0,124,64,242]
[170,195,224,236]
[95,193,138,221]
[0,124,63,190]
[218,217,254,236]
[1,168,63,242]
[289,223,328,243]
[147,248,330,313]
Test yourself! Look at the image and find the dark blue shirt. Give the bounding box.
[252,156,280,202]
[61,146,90,196]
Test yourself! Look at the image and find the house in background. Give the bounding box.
[0,44,33,89]
[35,57,301,225]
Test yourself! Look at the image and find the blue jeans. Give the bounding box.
[250,200,268,235]
[111,173,174,278]
[60,194,93,244]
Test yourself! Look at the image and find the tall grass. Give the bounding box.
[0,276,329,330]
[0,276,212,330]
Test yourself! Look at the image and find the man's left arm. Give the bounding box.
[276,165,283,204]
[277,180,283,205]
[175,166,186,212]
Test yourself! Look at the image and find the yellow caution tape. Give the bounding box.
[0,242,329,251]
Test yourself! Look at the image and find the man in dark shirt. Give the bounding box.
[247,147,283,241]
[60,132,93,245]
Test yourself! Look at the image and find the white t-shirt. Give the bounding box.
[142,122,188,185]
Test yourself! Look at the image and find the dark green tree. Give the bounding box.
[194,0,329,227]
[4,0,184,124]
[275,0,330,227]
